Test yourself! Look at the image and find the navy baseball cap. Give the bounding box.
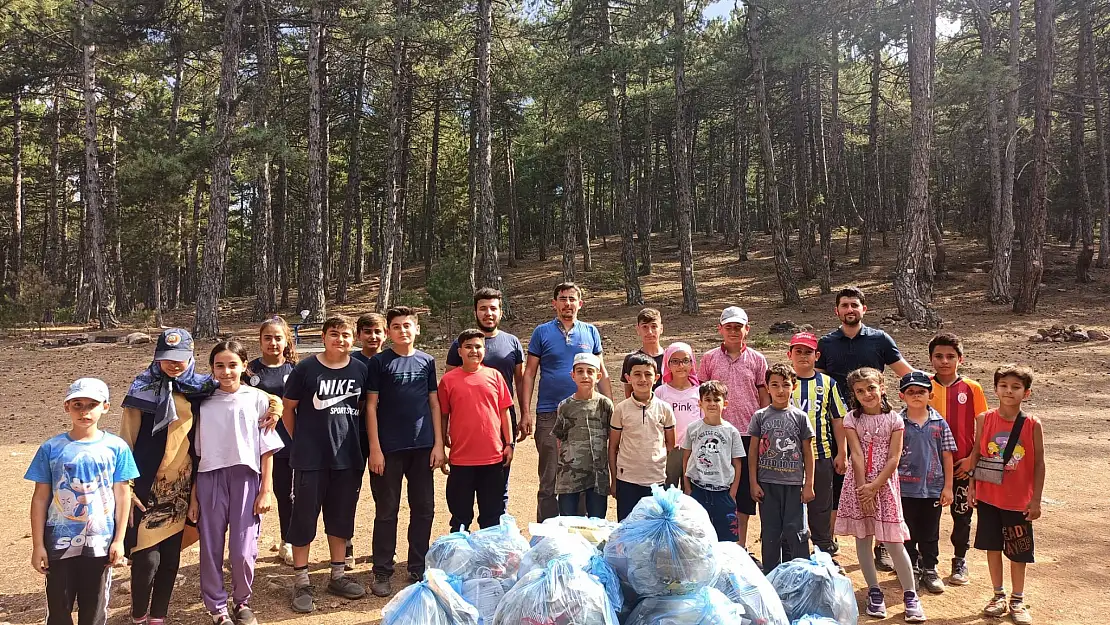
[155,328,195,361]
[899,370,933,392]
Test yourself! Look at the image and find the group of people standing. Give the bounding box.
[24,282,1045,625]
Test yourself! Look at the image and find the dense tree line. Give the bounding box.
[0,0,1105,334]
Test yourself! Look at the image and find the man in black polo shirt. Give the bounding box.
[816,286,913,571]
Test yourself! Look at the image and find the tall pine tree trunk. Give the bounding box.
[792,66,818,279]
[108,110,130,315]
[195,0,246,337]
[975,0,1003,267]
[672,0,699,313]
[377,0,410,310]
[424,87,441,278]
[336,41,366,304]
[299,3,327,320]
[45,78,63,282]
[503,125,521,267]
[9,87,22,298]
[252,2,277,318]
[1072,20,1094,283]
[78,0,118,329]
[476,0,503,292]
[894,0,939,326]
[748,2,800,305]
[637,73,653,274]
[1014,0,1053,313]
[562,145,581,282]
[1081,0,1110,268]
[861,23,882,267]
[989,0,1020,302]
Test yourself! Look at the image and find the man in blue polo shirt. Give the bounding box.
[816,285,913,571]
[521,282,614,522]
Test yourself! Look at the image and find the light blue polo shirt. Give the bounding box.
[528,319,603,413]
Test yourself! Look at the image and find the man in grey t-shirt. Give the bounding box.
[748,364,816,573]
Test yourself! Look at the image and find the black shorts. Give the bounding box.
[287,467,362,546]
[735,436,756,516]
[974,501,1034,563]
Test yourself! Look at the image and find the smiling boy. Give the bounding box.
[681,380,745,542]
[554,353,614,518]
[621,308,665,397]
[608,353,675,520]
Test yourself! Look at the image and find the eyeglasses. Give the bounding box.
[668,358,692,365]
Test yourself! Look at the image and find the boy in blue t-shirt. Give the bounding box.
[365,306,444,598]
[26,378,139,625]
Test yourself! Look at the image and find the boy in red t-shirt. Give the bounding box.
[968,364,1044,625]
[927,332,988,585]
[439,329,514,532]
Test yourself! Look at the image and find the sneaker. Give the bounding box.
[371,574,392,598]
[132,615,149,625]
[344,542,355,571]
[949,557,970,586]
[866,586,887,618]
[211,615,233,625]
[983,594,1009,617]
[904,591,927,623]
[278,543,294,566]
[234,605,257,625]
[920,568,945,594]
[291,584,315,614]
[874,544,894,572]
[1009,599,1032,624]
[408,571,422,584]
[826,540,840,556]
[327,575,366,599]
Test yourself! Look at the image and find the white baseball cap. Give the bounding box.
[572,353,602,370]
[719,306,749,325]
[65,378,110,403]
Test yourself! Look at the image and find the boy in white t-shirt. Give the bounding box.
[681,380,745,541]
[654,342,701,487]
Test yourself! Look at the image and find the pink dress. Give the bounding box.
[834,409,910,542]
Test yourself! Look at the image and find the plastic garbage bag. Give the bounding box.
[519,532,597,579]
[382,569,481,625]
[790,616,840,625]
[766,550,858,623]
[492,557,618,625]
[603,486,719,596]
[585,553,624,614]
[624,587,746,625]
[427,514,531,582]
[535,515,620,547]
[456,576,505,624]
[711,542,789,625]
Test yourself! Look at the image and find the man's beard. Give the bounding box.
[840,314,862,327]
[477,318,498,333]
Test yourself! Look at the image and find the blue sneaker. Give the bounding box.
[904,590,926,622]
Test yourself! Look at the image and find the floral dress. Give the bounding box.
[834,409,910,542]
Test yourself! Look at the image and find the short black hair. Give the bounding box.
[456,328,486,346]
[765,363,798,385]
[928,332,964,357]
[625,352,658,372]
[552,282,582,300]
[322,315,354,334]
[356,312,386,333]
[699,380,728,400]
[994,364,1034,389]
[473,287,503,308]
[386,306,418,326]
[835,286,866,307]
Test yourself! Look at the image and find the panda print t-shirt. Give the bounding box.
[24,432,139,560]
[681,420,746,491]
[247,358,294,457]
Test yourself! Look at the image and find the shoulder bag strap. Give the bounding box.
[999,411,1026,465]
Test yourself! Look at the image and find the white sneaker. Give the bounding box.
[279,542,294,566]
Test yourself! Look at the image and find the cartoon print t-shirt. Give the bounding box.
[975,409,1039,512]
[24,432,139,560]
[283,355,368,471]
[747,405,816,486]
[681,420,746,491]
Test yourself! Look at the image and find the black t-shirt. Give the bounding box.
[621,348,665,390]
[283,355,367,471]
[815,324,902,402]
[247,358,295,457]
[366,349,438,454]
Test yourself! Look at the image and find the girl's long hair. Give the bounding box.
[846,367,892,413]
[258,317,299,365]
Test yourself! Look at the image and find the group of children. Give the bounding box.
[26,296,1045,625]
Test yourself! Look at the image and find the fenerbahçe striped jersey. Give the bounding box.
[791,373,848,459]
[929,375,988,460]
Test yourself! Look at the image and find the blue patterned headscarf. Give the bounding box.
[121,358,216,434]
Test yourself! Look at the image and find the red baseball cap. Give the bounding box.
[789,332,818,350]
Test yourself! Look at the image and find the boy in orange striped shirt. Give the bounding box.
[928,332,988,586]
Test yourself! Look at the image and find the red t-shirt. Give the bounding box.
[439,366,513,466]
[930,375,988,460]
[975,409,1040,512]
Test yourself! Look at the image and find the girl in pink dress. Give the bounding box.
[835,368,924,622]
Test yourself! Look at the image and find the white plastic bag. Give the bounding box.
[382,569,481,625]
[711,541,790,625]
[624,587,746,625]
[493,557,618,625]
[519,532,597,579]
[766,550,859,623]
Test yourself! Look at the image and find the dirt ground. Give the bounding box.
[1,233,1109,624]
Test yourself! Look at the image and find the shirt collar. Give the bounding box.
[901,406,944,423]
[629,392,655,408]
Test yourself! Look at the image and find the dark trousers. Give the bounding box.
[370,448,435,577]
[903,496,942,570]
[809,458,835,552]
[45,556,109,625]
[759,482,807,574]
[950,477,973,559]
[130,531,183,619]
[272,454,293,543]
[446,463,506,532]
[558,489,608,518]
[690,486,739,542]
[615,480,654,522]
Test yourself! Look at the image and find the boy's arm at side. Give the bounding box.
[110,481,130,565]
[747,437,763,502]
[429,392,445,469]
[500,406,513,467]
[664,427,675,452]
[682,448,692,494]
[366,394,385,475]
[280,398,298,438]
[729,457,743,499]
[801,439,815,502]
[597,355,614,400]
[608,428,622,495]
[832,417,847,473]
[30,482,51,573]
[966,411,988,504]
[940,450,954,506]
[1028,419,1045,521]
[520,355,540,439]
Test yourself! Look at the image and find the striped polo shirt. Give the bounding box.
[792,373,848,460]
[929,375,988,460]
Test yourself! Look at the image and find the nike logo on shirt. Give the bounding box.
[312,389,362,410]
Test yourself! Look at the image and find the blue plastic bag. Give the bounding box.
[519,532,597,579]
[711,541,789,625]
[492,557,618,625]
[603,486,719,596]
[791,616,840,625]
[624,587,746,625]
[382,569,481,625]
[585,553,624,614]
[766,550,859,623]
[427,514,531,583]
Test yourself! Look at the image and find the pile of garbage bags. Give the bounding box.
[384,488,858,625]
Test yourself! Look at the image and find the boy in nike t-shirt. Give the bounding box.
[365,306,444,598]
[281,315,368,612]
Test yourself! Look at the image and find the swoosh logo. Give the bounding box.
[312,389,361,410]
